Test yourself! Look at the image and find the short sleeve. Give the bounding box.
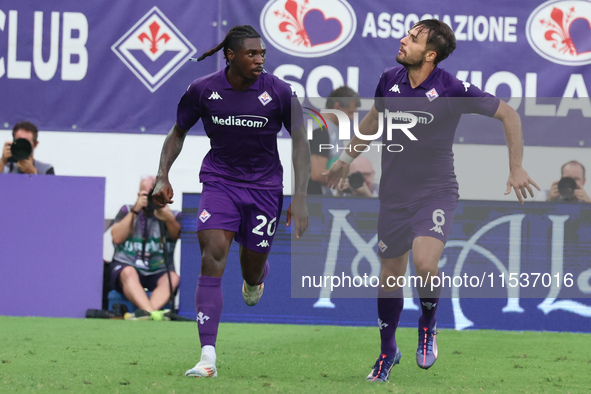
[281,83,304,134]
[448,78,500,117]
[176,82,202,131]
[374,72,388,112]
[113,206,130,224]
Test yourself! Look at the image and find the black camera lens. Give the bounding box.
[348,172,365,190]
[8,138,33,162]
[145,188,162,212]
[557,177,577,201]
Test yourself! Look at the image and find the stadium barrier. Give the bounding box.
[180,194,591,333]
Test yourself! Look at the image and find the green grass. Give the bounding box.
[0,316,589,393]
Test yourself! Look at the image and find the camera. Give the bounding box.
[145,188,162,213]
[348,172,365,190]
[557,176,578,201]
[7,138,33,163]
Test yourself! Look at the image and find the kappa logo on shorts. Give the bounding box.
[430,209,446,235]
[258,91,273,106]
[378,240,388,252]
[199,209,211,223]
[257,240,270,248]
[425,88,439,102]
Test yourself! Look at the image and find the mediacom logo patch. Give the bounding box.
[260,0,356,58]
[112,6,196,92]
[526,0,591,66]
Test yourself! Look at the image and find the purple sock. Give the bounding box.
[417,271,442,329]
[377,287,404,356]
[256,261,270,285]
[195,275,223,347]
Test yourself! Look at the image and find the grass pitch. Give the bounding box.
[0,316,589,393]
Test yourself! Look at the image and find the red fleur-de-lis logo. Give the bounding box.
[138,21,171,54]
[274,0,312,47]
[539,6,576,55]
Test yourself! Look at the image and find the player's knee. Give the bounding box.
[200,252,226,276]
[412,256,438,278]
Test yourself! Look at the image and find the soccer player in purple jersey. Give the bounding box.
[152,25,310,378]
[325,20,539,382]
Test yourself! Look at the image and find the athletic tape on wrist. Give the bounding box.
[339,151,354,165]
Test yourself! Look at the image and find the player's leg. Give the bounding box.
[235,187,282,306]
[239,247,270,306]
[367,206,412,382]
[412,236,444,369]
[366,253,408,382]
[186,182,240,378]
[411,198,456,369]
[114,264,154,312]
[185,228,234,378]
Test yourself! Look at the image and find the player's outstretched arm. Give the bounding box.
[153,123,188,206]
[493,100,540,204]
[287,124,310,238]
[324,105,380,190]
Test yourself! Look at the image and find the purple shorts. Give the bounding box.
[377,195,457,258]
[109,261,169,293]
[196,182,283,253]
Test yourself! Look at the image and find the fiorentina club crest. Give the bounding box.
[199,209,211,223]
[258,91,273,106]
[260,0,356,58]
[526,0,591,66]
[112,7,196,92]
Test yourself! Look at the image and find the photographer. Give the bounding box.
[109,175,181,320]
[337,156,379,197]
[308,86,361,195]
[547,160,590,203]
[1,121,54,174]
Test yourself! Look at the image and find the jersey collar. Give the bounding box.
[220,67,262,91]
[400,66,439,90]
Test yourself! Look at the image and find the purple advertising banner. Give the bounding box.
[0,175,105,318]
[180,194,591,333]
[1,0,590,146]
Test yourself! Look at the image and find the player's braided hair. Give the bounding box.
[197,25,261,62]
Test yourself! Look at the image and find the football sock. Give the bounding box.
[377,287,404,356]
[418,271,442,329]
[256,261,270,285]
[195,275,223,347]
[201,345,216,362]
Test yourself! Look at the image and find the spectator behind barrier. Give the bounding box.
[546,160,590,203]
[337,156,379,198]
[308,86,361,195]
[1,121,55,174]
[109,175,182,320]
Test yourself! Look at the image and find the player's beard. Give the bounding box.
[396,50,427,70]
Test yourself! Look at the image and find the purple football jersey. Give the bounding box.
[374,66,500,206]
[177,68,303,189]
